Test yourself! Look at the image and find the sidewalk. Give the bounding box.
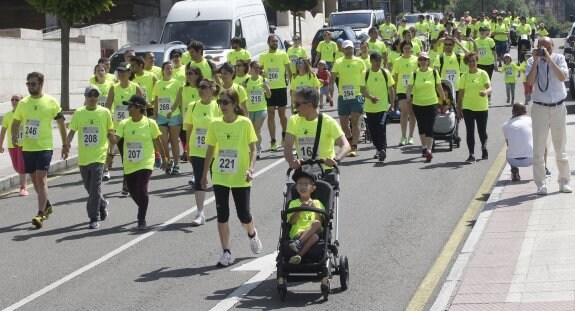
[433,114,575,310]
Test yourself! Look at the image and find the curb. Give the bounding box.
[0,155,78,194]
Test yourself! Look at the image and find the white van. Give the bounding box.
[160,0,269,65]
[328,10,383,37]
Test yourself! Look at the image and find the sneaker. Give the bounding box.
[256,150,262,160]
[137,220,148,230]
[373,150,379,159]
[421,148,428,158]
[217,251,234,267]
[407,137,414,145]
[43,203,53,219]
[545,167,552,176]
[378,150,387,162]
[289,240,303,253]
[559,181,573,193]
[181,152,189,163]
[399,136,407,146]
[100,200,109,221]
[19,188,28,196]
[511,168,521,182]
[32,215,43,229]
[289,255,302,264]
[89,219,100,229]
[102,170,111,181]
[466,155,476,164]
[481,147,488,160]
[154,157,162,169]
[425,151,433,163]
[191,212,206,226]
[165,160,174,175]
[348,145,358,157]
[270,140,277,152]
[537,184,548,195]
[171,165,181,175]
[249,229,263,254]
[506,98,510,104]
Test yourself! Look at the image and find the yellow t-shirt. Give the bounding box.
[439,53,463,86]
[189,58,214,80]
[493,23,509,41]
[459,70,491,111]
[112,81,138,123]
[287,199,325,238]
[410,39,422,55]
[181,86,200,119]
[172,65,186,86]
[153,79,181,117]
[145,66,162,80]
[227,49,252,65]
[92,80,114,107]
[415,21,430,36]
[397,25,409,40]
[430,23,445,40]
[331,56,367,98]
[260,50,290,89]
[360,55,371,69]
[335,50,345,61]
[234,75,249,85]
[537,29,549,37]
[115,116,161,174]
[367,40,388,56]
[516,24,532,37]
[502,63,521,83]
[519,61,528,82]
[220,83,248,105]
[89,73,115,84]
[206,116,258,188]
[475,38,496,65]
[184,100,222,158]
[69,106,113,165]
[287,46,309,72]
[132,71,155,101]
[392,55,418,94]
[316,41,338,62]
[387,51,401,69]
[379,23,397,40]
[1,111,22,148]
[13,94,61,151]
[365,69,395,112]
[244,76,268,112]
[290,74,322,91]
[286,113,344,161]
[408,69,441,106]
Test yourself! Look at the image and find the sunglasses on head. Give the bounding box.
[217,99,233,106]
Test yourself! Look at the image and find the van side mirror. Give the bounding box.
[240,37,247,49]
[269,25,276,34]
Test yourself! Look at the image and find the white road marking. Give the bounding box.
[210,252,278,311]
[3,158,286,311]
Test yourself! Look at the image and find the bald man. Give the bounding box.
[525,37,571,195]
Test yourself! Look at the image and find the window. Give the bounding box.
[161,20,232,49]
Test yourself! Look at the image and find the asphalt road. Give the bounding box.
[1,48,573,311]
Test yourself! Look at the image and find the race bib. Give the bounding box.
[158,97,171,115]
[250,90,263,104]
[342,85,355,100]
[446,70,458,83]
[115,105,128,122]
[520,34,528,40]
[25,119,40,139]
[297,136,315,160]
[478,47,487,57]
[217,149,238,174]
[126,142,143,162]
[301,164,323,180]
[268,68,280,81]
[505,68,514,78]
[98,96,107,107]
[289,55,299,66]
[195,128,207,148]
[402,74,411,87]
[82,126,99,147]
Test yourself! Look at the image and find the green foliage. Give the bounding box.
[263,0,318,12]
[26,0,114,23]
[414,0,450,13]
[452,0,528,18]
[539,9,571,37]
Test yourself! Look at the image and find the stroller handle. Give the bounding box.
[285,159,339,176]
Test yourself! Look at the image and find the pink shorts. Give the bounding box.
[9,147,26,174]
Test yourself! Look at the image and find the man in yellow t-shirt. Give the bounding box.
[260,34,292,151]
[11,72,68,229]
[367,27,388,65]
[415,15,430,37]
[226,37,252,65]
[143,52,162,79]
[66,86,115,229]
[378,16,397,41]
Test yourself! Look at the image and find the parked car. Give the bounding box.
[311,26,361,66]
[109,42,187,73]
[328,10,382,37]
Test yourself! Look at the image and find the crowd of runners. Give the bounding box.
[0,8,569,267]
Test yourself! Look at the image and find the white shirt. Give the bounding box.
[525,53,568,103]
[502,115,533,159]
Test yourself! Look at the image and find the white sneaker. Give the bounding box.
[373,150,379,159]
[217,251,234,267]
[537,184,548,195]
[102,170,110,181]
[250,229,263,254]
[559,181,573,193]
[191,212,205,226]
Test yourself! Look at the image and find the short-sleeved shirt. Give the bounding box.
[183,100,221,157]
[502,63,521,83]
[181,86,200,118]
[459,69,491,111]
[415,21,430,36]
[244,76,268,112]
[227,49,252,65]
[69,106,114,165]
[387,51,401,69]
[189,59,214,80]
[1,111,22,148]
[537,29,549,37]
[13,94,61,151]
[172,65,186,86]
[206,116,258,188]
[516,24,532,37]
[286,113,344,162]
[492,23,509,41]
[331,56,367,97]
[367,40,388,56]
[145,66,162,79]
[397,25,409,40]
[379,23,397,40]
[408,69,441,106]
[220,83,248,105]
[153,78,181,117]
[111,82,138,124]
[365,69,395,112]
[89,73,115,84]
[430,23,445,40]
[502,115,533,159]
[287,46,309,72]
[260,50,290,89]
[290,74,322,91]
[115,116,161,174]
[475,37,496,65]
[132,71,155,101]
[439,53,463,86]
[287,199,325,238]
[392,55,418,94]
[92,80,114,107]
[316,41,338,62]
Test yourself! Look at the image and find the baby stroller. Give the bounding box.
[276,159,348,301]
[432,79,460,152]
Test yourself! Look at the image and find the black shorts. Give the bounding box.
[397,93,407,101]
[267,88,288,107]
[23,150,53,173]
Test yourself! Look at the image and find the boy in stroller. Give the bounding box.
[287,170,325,264]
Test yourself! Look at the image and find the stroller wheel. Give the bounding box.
[339,256,350,291]
[449,139,453,151]
[321,278,330,301]
[277,277,287,301]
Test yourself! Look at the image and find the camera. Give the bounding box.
[537,47,545,56]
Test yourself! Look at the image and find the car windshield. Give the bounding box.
[403,15,420,23]
[109,52,165,73]
[160,20,232,49]
[315,30,351,42]
[330,13,371,28]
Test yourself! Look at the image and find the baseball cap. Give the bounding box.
[342,40,354,49]
[479,26,489,32]
[122,94,147,107]
[292,169,316,183]
[418,52,430,59]
[503,53,511,59]
[84,86,100,97]
[116,62,130,72]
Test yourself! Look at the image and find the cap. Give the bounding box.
[479,26,489,32]
[292,169,316,183]
[122,94,147,107]
[417,52,430,59]
[84,86,100,97]
[342,40,354,49]
[318,60,327,65]
[503,53,511,59]
[336,38,344,44]
[116,62,129,72]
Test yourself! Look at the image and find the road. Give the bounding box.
[1,51,573,310]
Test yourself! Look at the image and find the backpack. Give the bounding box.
[439,54,462,74]
[412,69,438,86]
[364,68,389,88]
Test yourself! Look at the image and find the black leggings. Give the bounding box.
[412,104,438,138]
[462,109,488,155]
[213,185,252,224]
[365,111,388,151]
[125,169,152,221]
[190,156,205,189]
[477,64,494,79]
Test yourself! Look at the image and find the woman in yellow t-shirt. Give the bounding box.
[290,58,322,112]
[359,41,371,68]
[218,63,248,115]
[184,79,221,226]
[233,60,249,85]
[174,65,203,165]
[0,94,27,195]
[201,89,261,267]
[456,52,492,163]
[406,52,445,162]
[243,60,271,159]
[392,40,418,146]
[92,64,114,107]
[387,39,402,71]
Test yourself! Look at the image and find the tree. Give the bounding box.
[452,0,529,19]
[264,0,319,38]
[414,0,450,14]
[26,0,115,111]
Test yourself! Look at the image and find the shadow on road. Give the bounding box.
[134,257,252,282]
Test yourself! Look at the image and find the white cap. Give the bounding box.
[342,40,354,49]
[503,53,511,59]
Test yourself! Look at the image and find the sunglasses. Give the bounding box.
[295,183,313,191]
[217,99,233,106]
[296,61,305,65]
[198,85,210,90]
[11,98,20,102]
